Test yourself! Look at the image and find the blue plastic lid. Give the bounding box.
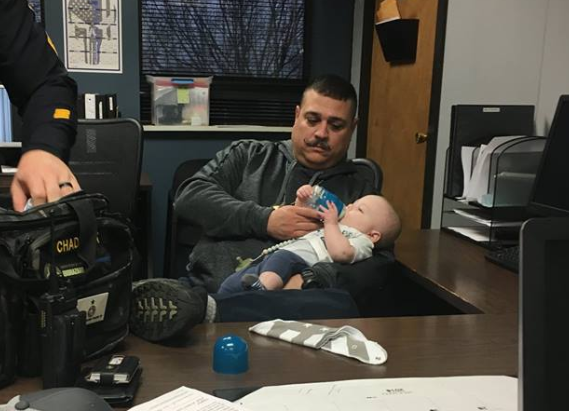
[212,335,249,374]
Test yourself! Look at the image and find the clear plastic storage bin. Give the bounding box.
[147,76,212,126]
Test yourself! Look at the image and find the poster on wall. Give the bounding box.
[63,0,122,73]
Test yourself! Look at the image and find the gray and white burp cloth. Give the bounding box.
[249,319,387,365]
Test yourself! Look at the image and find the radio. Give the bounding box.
[39,210,86,388]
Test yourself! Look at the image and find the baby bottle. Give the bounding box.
[307,186,346,218]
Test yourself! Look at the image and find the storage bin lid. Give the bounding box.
[146,75,212,87]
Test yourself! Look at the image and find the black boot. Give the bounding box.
[129,279,207,342]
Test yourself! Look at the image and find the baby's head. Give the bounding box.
[340,195,401,247]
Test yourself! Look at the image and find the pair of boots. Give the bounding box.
[129,266,335,342]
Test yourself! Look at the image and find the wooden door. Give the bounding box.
[366,0,442,230]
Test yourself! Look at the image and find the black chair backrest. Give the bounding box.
[164,158,209,277]
[70,119,142,217]
[172,157,382,199]
[172,159,210,194]
[351,158,383,193]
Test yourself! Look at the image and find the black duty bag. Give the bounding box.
[0,192,135,387]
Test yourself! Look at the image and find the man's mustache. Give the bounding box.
[305,139,330,150]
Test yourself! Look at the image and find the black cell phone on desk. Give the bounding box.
[86,355,140,384]
[78,355,142,407]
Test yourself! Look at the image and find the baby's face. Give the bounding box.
[340,195,385,236]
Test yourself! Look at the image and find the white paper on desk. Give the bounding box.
[446,226,491,242]
[460,146,478,197]
[238,376,517,411]
[452,209,522,228]
[463,136,524,203]
[128,386,251,411]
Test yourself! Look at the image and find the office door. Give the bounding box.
[366,0,444,230]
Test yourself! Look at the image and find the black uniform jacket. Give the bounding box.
[0,0,77,161]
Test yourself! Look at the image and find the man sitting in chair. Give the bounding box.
[130,74,399,342]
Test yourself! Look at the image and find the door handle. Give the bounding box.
[415,132,428,144]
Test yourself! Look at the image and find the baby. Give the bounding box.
[217,184,401,294]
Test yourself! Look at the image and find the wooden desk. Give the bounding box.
[0,230,518,406]
[396,230,519,314]
[0,314,517,406]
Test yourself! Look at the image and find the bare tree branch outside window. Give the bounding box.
[141,0,304,79]
[27,0,42,22]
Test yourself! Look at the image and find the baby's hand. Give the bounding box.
[295,184,313,207]
[318,201,340,225]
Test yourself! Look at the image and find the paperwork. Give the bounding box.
[461,135,544,205]
[238,376,517,411]
[463,136,523,203]
[453,208,522,227]
[460,146,479,197]
[128,376,516,411]
[128,386,250,411]
[445,226,491,242]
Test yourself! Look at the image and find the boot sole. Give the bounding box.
[129,280,203,342]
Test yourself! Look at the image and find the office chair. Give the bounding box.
[69,119,143,218]
[164,159,209,278]
[163,157,383,279]
[352,157,383,193]
[0,119,144,218]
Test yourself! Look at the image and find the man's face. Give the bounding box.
[291,90,358,170]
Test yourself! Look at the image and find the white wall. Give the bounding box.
[430,0,569,227]
[535,0,569,134]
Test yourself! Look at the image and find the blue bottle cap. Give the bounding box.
[212,335,249,374]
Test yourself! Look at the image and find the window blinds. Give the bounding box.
[140,0,304,79]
